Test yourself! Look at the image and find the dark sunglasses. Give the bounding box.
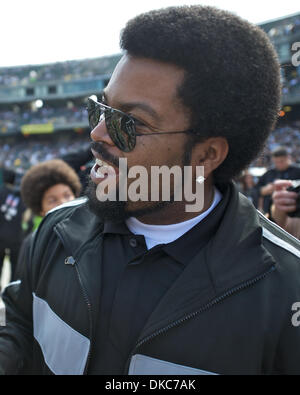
[86,96,197,152]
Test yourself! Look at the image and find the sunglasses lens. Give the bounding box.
[106,111,136,152]
[87,99,137,152]
[87,100,101,130]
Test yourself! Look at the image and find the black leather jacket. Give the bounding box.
[0,183,300,375]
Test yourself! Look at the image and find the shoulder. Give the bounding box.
[257,168,275,183]
[257,210,300,277]
[47,196,88,215]
[42,196,88,225]
[257,212,300,322]
[289,164,300,174]
[31,197,89,248]
[290,163,300,169]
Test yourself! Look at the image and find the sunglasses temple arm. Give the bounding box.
[135,130,194,136]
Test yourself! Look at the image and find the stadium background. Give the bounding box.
[0,12,300,291]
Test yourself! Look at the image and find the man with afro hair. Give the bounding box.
[0,6,299,375]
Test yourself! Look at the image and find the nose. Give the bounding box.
[90,118,115,147]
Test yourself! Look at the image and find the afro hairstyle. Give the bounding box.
[21,159,82,215]
[120,5,281,183]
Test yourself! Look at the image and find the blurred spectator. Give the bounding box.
[20,159,82,217]
[15,159,82,279]
[271,179,300,239]
[0,168,25,284]
[237,170,259,208]
[252,123,300,168]
[256,146,300,214]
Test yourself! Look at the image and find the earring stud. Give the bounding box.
[196,176,206,184]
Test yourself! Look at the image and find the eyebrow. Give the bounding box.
[102,90,161,122]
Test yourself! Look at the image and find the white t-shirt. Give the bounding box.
[126,187,222,250]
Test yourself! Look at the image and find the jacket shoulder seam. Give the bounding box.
[46,197,87,215]
[257,210,300,258]
[262,227,300,258]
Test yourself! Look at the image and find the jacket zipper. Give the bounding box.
[55,225,95,375]
[125,265,275,374]
[73,262,93,375]
[60,245,94,375]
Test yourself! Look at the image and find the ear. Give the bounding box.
[193,137,229,178]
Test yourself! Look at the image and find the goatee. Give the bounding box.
[85,178,173,223]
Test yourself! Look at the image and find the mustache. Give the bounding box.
[90,142,120,168]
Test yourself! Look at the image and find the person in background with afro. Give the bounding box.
[21,159,82,218]
[15,159,82,279]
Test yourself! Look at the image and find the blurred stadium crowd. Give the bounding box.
[266,14,300,37]
[252,122,300,167]
[0,55,121,88]
[0,134,90,172]
[282,71,300,96]
[0,104,87,131]
[0,105,86,129]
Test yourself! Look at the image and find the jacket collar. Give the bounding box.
[162,185,229,265]
[53,202,103,259]
[205,181,275,291]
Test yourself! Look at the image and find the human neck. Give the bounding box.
[136,183,215,225]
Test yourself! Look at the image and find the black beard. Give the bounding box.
[85,179,173,222]
[85,179,126,222]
